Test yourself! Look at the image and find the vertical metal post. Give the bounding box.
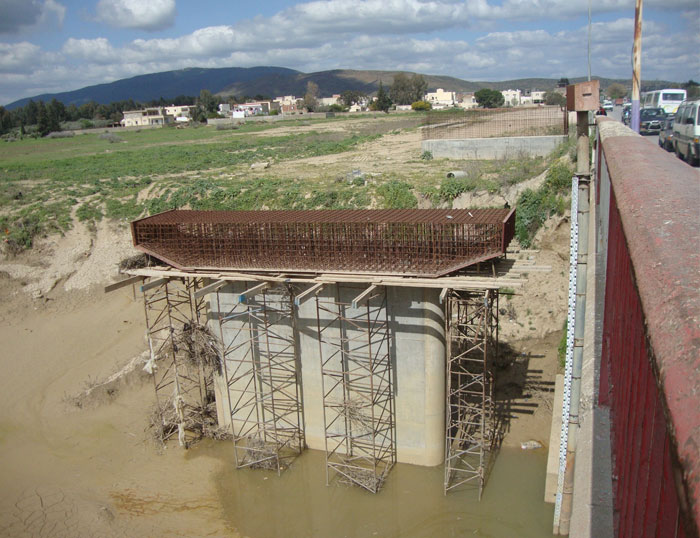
[555,112,592,534]
[631,0,643,133]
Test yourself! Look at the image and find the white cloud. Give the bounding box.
[0,42,43,73]
[95,0,176,31]
[0,0,65,34]
[2,0,699,104]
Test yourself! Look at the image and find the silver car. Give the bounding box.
[658,115,675,151]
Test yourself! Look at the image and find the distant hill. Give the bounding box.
[4,66,300,109]
[218,70,677,97]
[5,65,679,109]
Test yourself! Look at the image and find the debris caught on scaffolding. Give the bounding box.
[444,289,498,499]
[141,276,219,447]
[316,284,396,493]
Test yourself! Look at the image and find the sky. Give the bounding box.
[0,0,698,105]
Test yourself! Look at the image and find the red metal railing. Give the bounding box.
[131,208,516,277]
[596,117,699,537]
[599,191,685,538]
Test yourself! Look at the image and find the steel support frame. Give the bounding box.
[316,285,396,493]
[142,276,212,447]
[444,288,498,499]
[215,282,304,475]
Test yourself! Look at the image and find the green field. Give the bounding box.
[0,114,573,252]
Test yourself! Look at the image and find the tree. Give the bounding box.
[557,77,570,88]
[372,81,392,113]
[340,90,365,107]
[389,73,411,105]
[303,81,319,112]
[390,73,428,105]
[474,88,504,108]
[36,101,50,136]
[24,100,38,125]
[606,83,627,100]
[0,106,13,135]
[544,91,566,107]
[45,100,61,133]
[410,74,428,103]
[682,80,700,99]
[198,89,218,114]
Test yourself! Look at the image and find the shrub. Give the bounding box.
[440,176,476,201]
[377,180,417,209]
[558,319,568,368]
[46,131,75,139]
[420,150,433,161]
[99,133,123,143]
[411,101,432,111]
[514,161,573,247]
[80,119,95,129]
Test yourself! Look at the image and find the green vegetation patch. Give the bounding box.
[514,161,572,248]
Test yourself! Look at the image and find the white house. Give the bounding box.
[521,90,546,105]
[456,92,478,109]
[273,95,302,114]
[121,107,174,127]
[501,89,522,107]
[318,94,341,107]
[165,105,195,119]
[424,88,457,108]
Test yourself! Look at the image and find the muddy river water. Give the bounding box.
[203,442,554,537]
[0,287,556,537]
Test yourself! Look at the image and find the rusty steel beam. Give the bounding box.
[131,209,516,278]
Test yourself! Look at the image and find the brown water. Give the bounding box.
[196,443,554,538]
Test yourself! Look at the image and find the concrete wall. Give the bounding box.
[208,282,446,467]
[421,135,567,160]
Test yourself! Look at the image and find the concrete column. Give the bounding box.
[422,287,446,466]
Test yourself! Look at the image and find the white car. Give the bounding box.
[673,99,700,166]
[603,100,613,111]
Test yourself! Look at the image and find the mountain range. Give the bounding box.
[4,66,669,110]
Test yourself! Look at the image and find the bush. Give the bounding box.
[440,176,476,201]
[420,150,433,161]
[514,161,573,248]
[80,119,95,129]
[411,100,432,111]
[328,104,346,112]
[98,133,123,143]
[46,131,75,138]
[377,180,417,209]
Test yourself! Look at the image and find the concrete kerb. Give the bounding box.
[569,170,614,537]
[421,135,567,160]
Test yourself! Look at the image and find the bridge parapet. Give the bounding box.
[596,117,699,537]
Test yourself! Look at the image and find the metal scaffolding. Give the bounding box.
[215,282,304,474]
[444,289,498,498]
[316,285,396,493]
[142,276,214,447]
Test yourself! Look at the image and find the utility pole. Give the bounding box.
[631,0,643,133]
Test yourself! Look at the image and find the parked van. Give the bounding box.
[673,99,700,165]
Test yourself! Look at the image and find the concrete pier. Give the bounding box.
[210,282,446,467]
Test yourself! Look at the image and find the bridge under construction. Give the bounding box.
[109,208,524,496]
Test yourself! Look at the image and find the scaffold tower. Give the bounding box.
[215,282,304,474]
[142,276,214,447]
[316,285,396,493]
[444,289,498,498]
